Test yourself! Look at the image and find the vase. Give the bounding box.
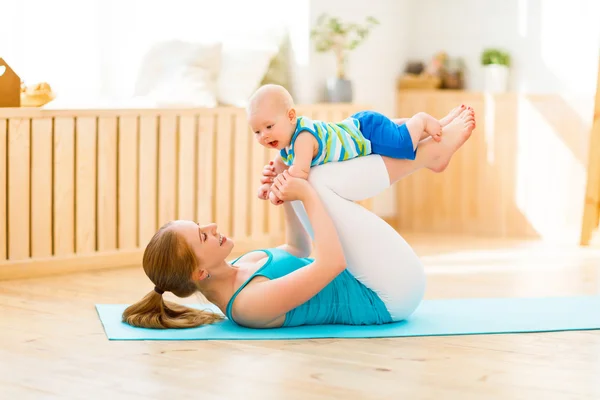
[483,64,509,93]
[326,78,353,103]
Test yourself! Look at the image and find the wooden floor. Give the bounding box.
[1,234,600,400]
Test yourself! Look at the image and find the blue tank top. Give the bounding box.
[225,248,392,326]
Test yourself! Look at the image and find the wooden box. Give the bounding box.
[0,58,21,107]
[397,74,441,90]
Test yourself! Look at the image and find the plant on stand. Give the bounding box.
[310,14,379,102]
[481,48,511,93]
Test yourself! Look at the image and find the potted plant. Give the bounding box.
[310,14,379,102]
[481,48,511,93]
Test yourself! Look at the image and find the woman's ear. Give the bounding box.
[192,269,210,282]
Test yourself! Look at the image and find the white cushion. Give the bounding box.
[135,40,222,107]
[216,42,279,107]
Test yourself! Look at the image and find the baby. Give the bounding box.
[247,84,470,204]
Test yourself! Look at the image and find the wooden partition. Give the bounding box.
[0,103,365,279]
[394,90,593,241]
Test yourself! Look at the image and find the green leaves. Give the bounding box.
[481,48,511,67]
[310,14,380,54]
[310,14,380,78]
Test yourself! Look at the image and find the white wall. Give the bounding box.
[293,0,600,109]
[293,0,600,218]
[291,0,411,117]
[405,0,600,96]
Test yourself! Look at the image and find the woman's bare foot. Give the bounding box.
[439,104,468,126]
[427,108,476,173]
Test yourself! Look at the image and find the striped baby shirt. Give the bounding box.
[279,116,372,167]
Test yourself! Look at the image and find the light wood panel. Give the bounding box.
[197,113,216,226]
[233,109,251,240]
[97,116,118,251]
[75,117,98,254]
[214,111,233,235]
[118,116,139,250]
[177,115,197,222]
[158,115,177,226]
[53,117,75,256]
[395,90,593,241]
[30,118,53,258]
[138,115,158,245]
[7,118,30,260]
[0,104,367,279]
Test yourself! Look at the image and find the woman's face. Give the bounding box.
[170,220,234,278]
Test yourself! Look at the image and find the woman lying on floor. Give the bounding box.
[122,106,476,329]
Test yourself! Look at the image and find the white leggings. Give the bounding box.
[290,154,426,321]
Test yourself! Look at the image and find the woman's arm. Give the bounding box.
[276,201,312,258]
[260,158,312,257]
[233,173,346,327]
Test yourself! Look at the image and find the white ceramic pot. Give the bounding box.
[326,78,353,103]
[483,64,509,93]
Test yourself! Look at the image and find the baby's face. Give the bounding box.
[249,104,295,151]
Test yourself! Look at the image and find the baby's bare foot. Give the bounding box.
[428,108,476,173]
[439,104,467,126]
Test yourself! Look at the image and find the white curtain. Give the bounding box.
[0,0,291,104]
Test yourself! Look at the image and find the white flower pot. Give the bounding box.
[483,64,509,93]
[326,78,353,103]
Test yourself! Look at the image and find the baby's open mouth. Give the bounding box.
[268,140,279,148]
[219,234,226,246]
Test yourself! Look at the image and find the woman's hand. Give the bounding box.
[268,190,284,206]
[270,170,312,202]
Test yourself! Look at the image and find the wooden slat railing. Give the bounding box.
[0,104,367,279]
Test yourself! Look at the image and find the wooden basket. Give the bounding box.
[397,74,441,90]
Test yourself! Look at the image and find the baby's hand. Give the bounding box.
[261,161,277,185]
[257,182,271,200]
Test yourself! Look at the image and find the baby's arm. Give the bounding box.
[287,132,318,180]
[272,154,288,174]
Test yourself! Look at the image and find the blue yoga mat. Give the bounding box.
[95,296,600,341]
